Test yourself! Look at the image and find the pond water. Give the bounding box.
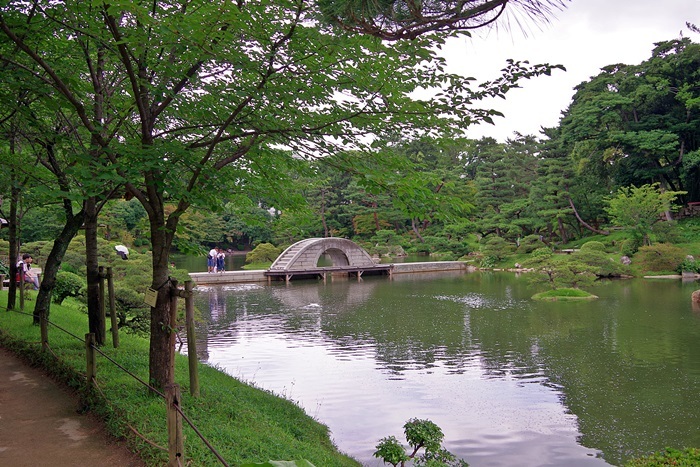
[190,271,700,466]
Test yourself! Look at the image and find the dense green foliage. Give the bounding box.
[1,37,699,268]
[4,32,693,265]
[0,0,567,387]
[0,4,698,464]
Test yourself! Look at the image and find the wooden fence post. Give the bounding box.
[85,333,96,389]
[107,267,119,348]
[98,266,106,345]
[40,308,49,351]
[19,271,24,310]
[168,278,179,387]
[166,383,184,466]
[184,281,199,397]
[0,274,4,291]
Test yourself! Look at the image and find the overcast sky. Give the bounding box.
[442,0,700,141]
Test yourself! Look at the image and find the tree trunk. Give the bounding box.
[147,202,179,389]
[7,171,20,311]
[33,206,86,324]
[557,216,568,244]
[85,196,105,345]
[568,198,609,235]
[411,218,424,242]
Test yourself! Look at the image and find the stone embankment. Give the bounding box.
[189,261,475,286]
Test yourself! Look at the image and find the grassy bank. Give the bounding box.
[0,291,359,467]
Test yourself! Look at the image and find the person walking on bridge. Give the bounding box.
[216,248,226,273]
[207,247,218,273]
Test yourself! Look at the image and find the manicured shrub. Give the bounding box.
[517,234,546,254]
[245,243,281,264]
[580,241,606,252]
[530,247,553,258]
[633,243,687,273]
[114,287,151,335]
[480,236,515,261]
[524,255,598,290]
[677,257,700,274]
[652,220,681,244]
[52,271,85,305]
[572,249,630,277]
[620,237,643,256]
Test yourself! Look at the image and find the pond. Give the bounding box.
[189,271,700,466]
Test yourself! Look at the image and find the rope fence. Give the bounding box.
[1,276,227,466]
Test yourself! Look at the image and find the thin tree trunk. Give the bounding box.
[7,173,19,311]
[568,197,609,235]
[148,206,178,389]
[85,196,104,345]
[557,216,568,244]
[33,206,86,324]
[411,218,424,242]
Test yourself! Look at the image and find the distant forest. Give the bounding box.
[4,38,699,260]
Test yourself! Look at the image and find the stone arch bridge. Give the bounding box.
[266,238,391,282]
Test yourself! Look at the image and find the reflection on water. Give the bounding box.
[191,272,700,467]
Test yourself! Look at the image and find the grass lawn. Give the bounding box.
[0,291,359,467]
[531,288,598,301]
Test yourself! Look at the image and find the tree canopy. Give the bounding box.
[0,0,565,388]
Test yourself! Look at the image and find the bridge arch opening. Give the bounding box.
[318,248,350,267]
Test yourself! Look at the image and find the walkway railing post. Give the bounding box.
[168,278,179,387]
[166,383,184,466]
[107,267,119,348]
[184,281,199,397]
[18,271,24,310]
[40,309,48,350]
[85,333,96,389]
[98,266,106,345]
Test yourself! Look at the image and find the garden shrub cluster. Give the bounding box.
[517,234,547,254]
[480,236,515,261]
[633,244,687,274]
[579,241,606,252]
[52,271,85,305]
[245,243,282,264]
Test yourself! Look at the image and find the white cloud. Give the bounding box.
[442,0,700,141]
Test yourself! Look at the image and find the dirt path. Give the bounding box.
[0,347,144,466]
